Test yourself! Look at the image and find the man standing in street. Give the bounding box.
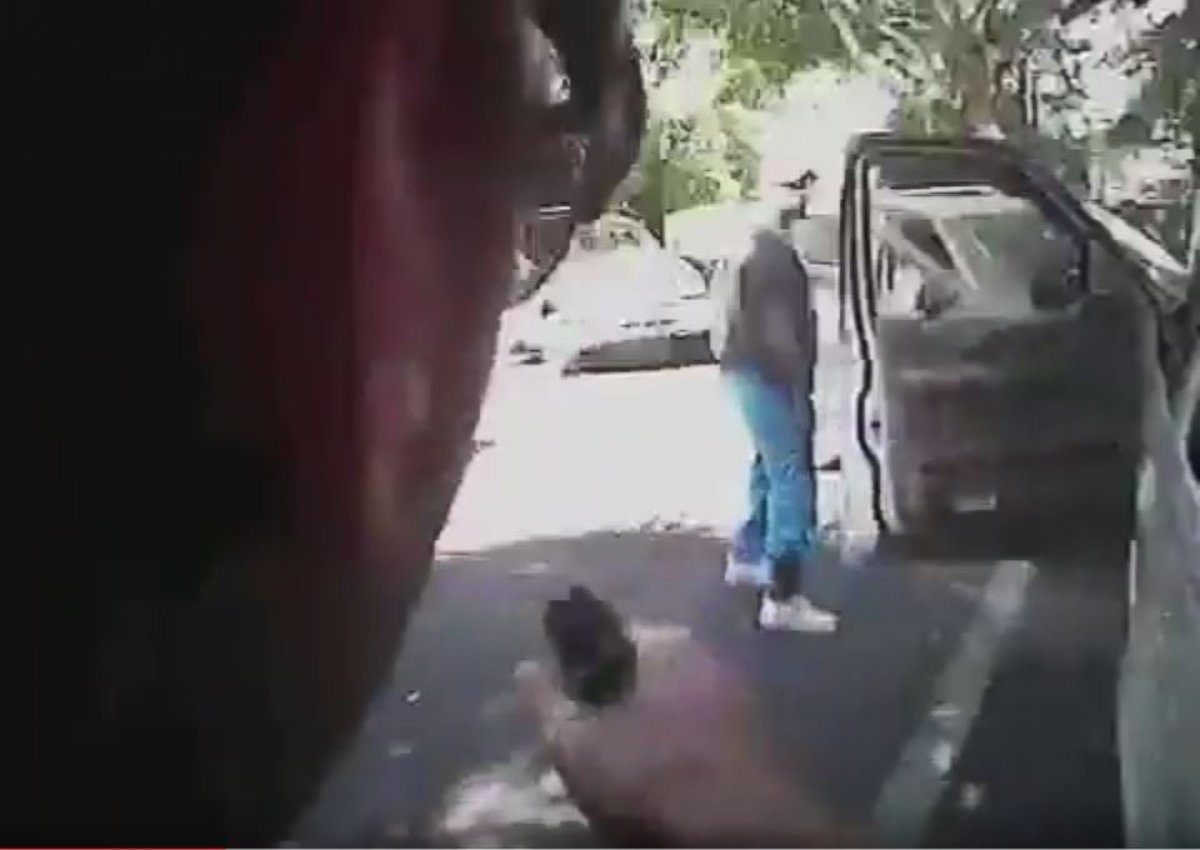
[711,200,837,633]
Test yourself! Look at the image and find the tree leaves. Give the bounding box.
[622,0,769,225]
[627,0,1192,226]
[1111,0,1199,156]
[650,0,1086,136]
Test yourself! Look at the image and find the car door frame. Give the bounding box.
[836,133,1158,542]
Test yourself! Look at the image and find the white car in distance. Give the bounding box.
[499,214,713,373]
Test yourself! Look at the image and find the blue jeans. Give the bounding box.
[725,367,816,596]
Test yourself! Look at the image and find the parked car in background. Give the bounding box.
[1097,145,1193,212]
[836,134,1195,554]
[498,213,714,374]
[666,201,773,275]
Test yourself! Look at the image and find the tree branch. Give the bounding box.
[815,0,869,62]
[968,0,1003,31]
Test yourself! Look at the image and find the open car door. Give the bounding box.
[837,135,1149,552]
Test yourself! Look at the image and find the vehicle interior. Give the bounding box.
[839,136,1145,550]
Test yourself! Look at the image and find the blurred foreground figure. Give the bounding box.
[13,0,637,842]
[13,0,836,844]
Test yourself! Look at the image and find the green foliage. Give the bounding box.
[650,0,1105,142]
[1112,2,1199,156]
[658,0,863,76]
[623,0,768,228]
[638,5,690,84]
[1107,0,1198,260]
[633,109,760,222]
[716,104,763,194]
[716,57,776,109]
[627,0,1151,226]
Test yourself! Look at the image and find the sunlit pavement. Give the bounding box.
[293,339,1129,847]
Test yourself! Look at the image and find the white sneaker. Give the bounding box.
[724,553,771,587]
[758,595,838,633]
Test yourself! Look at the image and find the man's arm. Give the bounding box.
[518,641,866,848]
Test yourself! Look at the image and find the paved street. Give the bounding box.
[292,322,1130,846]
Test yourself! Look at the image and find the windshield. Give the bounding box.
[875,189,1085,318]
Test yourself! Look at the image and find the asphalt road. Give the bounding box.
[291,353,1130,847]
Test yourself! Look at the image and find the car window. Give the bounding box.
[897,218,955,270]
[874,217,963,320]
[949,206,1082,312]
[876,189,1087,319]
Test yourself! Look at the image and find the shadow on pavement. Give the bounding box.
[291,527,985,847]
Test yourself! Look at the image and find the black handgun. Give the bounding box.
[543,585,637,708]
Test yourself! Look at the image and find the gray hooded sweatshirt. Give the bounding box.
[711,227,815,392]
